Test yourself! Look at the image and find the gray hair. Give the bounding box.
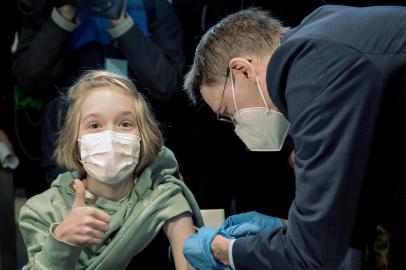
[184,8,289,103]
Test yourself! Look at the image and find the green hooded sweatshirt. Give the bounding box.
[19,146,203,270]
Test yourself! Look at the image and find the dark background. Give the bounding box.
[1,0,405,269]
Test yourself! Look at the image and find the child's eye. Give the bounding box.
[119,121,132,128]
[89,122,101,129]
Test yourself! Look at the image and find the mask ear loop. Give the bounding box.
[255,76,270,110]
[235,58,270,111]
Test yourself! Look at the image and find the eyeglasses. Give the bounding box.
[216,69,233,124]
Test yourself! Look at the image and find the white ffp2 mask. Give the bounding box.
[78,131,141,185]
[231,72,290,151]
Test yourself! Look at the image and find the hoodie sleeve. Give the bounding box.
[19,194,82,270]
[150,146,204,227]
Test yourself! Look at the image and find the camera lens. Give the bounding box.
[86,0,112,12]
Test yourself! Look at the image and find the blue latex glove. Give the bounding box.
[183,227,230,270]
[220,211,285,238]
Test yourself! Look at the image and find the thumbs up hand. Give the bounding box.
[53,179,112,247]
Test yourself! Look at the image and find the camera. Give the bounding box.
[54,0,126,19]
[19,0,126,19]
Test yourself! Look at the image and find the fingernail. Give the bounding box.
[73,179,80,190]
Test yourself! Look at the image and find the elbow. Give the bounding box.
[324,251,353,270]
[153,57,184,103]
[155,86,175,103]
[295,248,350,270]
[282,239,350,270]
[145,85,174,103]
[147,75,180,103]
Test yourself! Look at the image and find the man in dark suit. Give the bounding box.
[182,5,406,270]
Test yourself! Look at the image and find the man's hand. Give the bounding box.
[220,211,285,238]
[183,227,230,270]
[53,179,111,247]
[211,234,231,265]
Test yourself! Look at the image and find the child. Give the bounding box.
[19,70,203,270]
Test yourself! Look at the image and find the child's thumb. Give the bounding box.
[72,179,86,209]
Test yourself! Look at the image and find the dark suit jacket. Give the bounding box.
[233,5,406,269]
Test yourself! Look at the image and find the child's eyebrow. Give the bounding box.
[82,113,102,122]
[116,111,137,121]
[118,111,135,117]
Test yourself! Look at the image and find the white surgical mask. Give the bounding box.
[231,71,290,151]
[78,131,141,185]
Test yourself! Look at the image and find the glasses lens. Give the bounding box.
[217,113,233,123]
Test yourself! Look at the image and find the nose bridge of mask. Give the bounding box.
[79,131,141,185]
[79,131,141,158]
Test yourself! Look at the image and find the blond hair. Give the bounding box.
[184,8,289,103]
[54,70,163,177]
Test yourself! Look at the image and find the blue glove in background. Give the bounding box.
[183,227,230,270]
[220,211,285,238]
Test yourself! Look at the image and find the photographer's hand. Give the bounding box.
[57,4,76,22]
[110,8,126,28]
[0,129,13,151]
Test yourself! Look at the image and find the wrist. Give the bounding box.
[56,5,76,22]
[53,223,68,242]
[211,235,231,265]
[111,13,126,28]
